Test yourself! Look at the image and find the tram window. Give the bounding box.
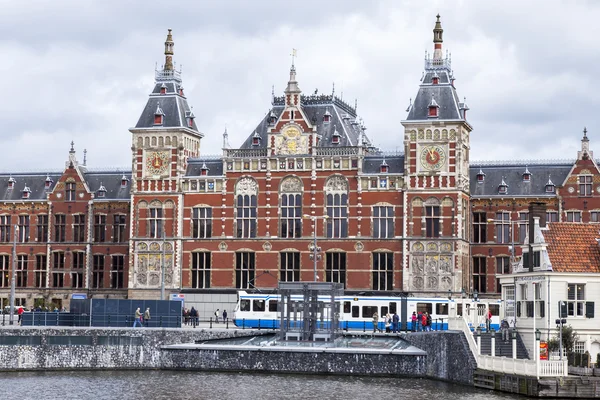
[253,299,265,312]
[268,300,278,312]
[436,303,448,315]
[389,302,397,314]
[489,304,500,316]
[240,300,250,312]
[416,303,432,314]
[352,306,359,318]
[362,306,378,318]
[343,301,351,313]
[456,304,463,316]
[381,306,389,316]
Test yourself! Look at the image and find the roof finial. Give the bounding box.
[164,29,174,71]
[433,14,444,60]
[583,126,588,140]
[83,149,87,166]
[70,141,75,153]
[332,82,335,97]
[290,48,297,68]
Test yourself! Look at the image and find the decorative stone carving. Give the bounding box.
[413,276,424,289]
[440,242,452,252]
[219,241,228,251]
[262,241,272,252]
[426,242,438,252]
[236,177,258,196]
[280,176,303,192]
[412,242,424,252]
[324,175,348,193]
[354,242,364,252]
[426,276,438,290]
[425,255,438,274]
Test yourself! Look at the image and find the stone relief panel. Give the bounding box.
[409,240,454,292]
[236,177,258,196]
[324,175,348,193]
[280,176,303,193]
[133,241,176,289]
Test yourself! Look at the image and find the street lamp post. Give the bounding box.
[304,214,327,281]
[555,317,567,360]
[535,328,541,378]
[9,225,18,325]
[160,226,166,301]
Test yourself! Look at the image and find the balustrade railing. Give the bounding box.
[224,148,269,158]
[315,147,360,156]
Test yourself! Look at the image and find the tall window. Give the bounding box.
[92,255,104,289]
[235,252,255,289]
[325,176,348,238]
[111,255,125,289]
[235,178,258,239]
[66,182,76,201]
[72,252,85,289]
[54,214,66,242]
[0,255,8,287]
[16,255,27,287]
[280,194,302,238]
[149,207,163,238]
[579,175,592,196]
[37,215,48,242]
[0,215,11,242]
[425,206,440,238]
[518,212,529,243]
[17,216,29,243]
[567,283,585,317]
[113,215,127,243]
[192,207,212,239]
[52,251,65,287]
[496,256,510,275]
[495,212,510,243]
[373,206,394,239]
[280,252,300,282]
[191,252,211,288]
[472,212,487,243]
[73,214,86,242]
[546,211,558,223]
[35,255,47,288]
[325,252,346,287]
[372,252,393,290]
[472,256,486,293]
[94,215,106,242]
[566,211,581,222]
[591,211,600,223]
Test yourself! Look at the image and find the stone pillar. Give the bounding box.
[476,333,481,356]
[491,330,496,357]
[512,333,517,359]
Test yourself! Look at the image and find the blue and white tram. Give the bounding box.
[233,291,503,332]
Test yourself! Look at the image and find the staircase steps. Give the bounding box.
[477,331,530,360]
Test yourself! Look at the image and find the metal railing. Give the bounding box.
[224,148,268,158]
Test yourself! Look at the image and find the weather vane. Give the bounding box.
[290,48,297,66]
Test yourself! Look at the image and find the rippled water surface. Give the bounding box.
[0,370,526,400]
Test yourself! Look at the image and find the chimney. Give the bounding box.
[527,202,547,272]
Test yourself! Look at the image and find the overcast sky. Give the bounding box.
[1,0,598,171]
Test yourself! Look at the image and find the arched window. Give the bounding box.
[325,176,348,238]
[279,177,303,238]
[235,178,258,238]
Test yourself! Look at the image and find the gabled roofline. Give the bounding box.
[400,119,473,131]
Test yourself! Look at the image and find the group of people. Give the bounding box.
[132,307,151,328]
[410,311,433,332]
[181,308,228,327]
[371,311,401,333]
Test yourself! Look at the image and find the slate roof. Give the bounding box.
[544,223,600,273]
[186,159,224,177]
[83,171,132,200]
[134,81,200,134]
[238,95,372,150]
[405,69,464,121]
[469,163,572,197]
[0,173,61,201]
[362,156,405,174]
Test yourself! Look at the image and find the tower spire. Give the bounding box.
[433,14,444,60]
[284,49,301,106]
[164,29,174,71]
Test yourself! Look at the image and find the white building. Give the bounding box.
[500,217,599,365]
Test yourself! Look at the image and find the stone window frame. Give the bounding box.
[191,251,211,289]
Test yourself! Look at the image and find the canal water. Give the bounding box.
[0,370,524,400]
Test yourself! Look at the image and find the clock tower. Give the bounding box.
[401,15,473,295]
[128,29,204,298]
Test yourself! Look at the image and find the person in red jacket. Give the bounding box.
[17,306,24,325]
[486,309,492,332]
[421,312,427,332]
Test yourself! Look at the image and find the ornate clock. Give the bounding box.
[145,151,169,176]
[420,145,447,171]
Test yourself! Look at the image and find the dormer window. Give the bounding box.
[186,110,195,128]
[154,102,164,125]
[323,109,332,123]
[121,175,129,188]
[45,176,53,189]
[459,97,469,119]
[7,176,15,190]
[22,185,31,199]
[432,71,439,85]
[498,178,508,195]
[380,159,389,173]
[476,168,485,183]
[252,131,261,146]
[97,184,106,198]
[200,162,209,176]
[545,177,555,193]
[428,94,439,118]
[268,111,277,125]
[160,83,167,95]
[332,126,341,144]
[523,166,531,182]
[179,86,184,96]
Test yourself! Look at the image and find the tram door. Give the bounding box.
[400,297,408,331]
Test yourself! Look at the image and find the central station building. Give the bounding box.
[0,17,597,314]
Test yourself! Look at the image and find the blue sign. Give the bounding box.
[72,293,87,300]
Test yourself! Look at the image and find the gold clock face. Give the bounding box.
[145,151,169,175]
[420,145,447,171]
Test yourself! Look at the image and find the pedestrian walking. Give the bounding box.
[133,307,143,328]
[144,307,151,327]
[17,306,24,325]
[486,308,492,332]
[421,312,427,332]
[372,311,379,333]
[190,307,198,328]
[425,312,432,331]
[385,313,392,333]
[500,319,510,342]
[411,311,417,332]
[222,309,228,323]
[392,312,400,333]
[417,311,423,332]
[214,309,220,323]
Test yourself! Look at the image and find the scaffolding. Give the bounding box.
[278,282,344,342]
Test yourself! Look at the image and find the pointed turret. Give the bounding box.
[164,29,174,71]
[284,52,302,106]
[433,14,444,61]
[578,127,592,160]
